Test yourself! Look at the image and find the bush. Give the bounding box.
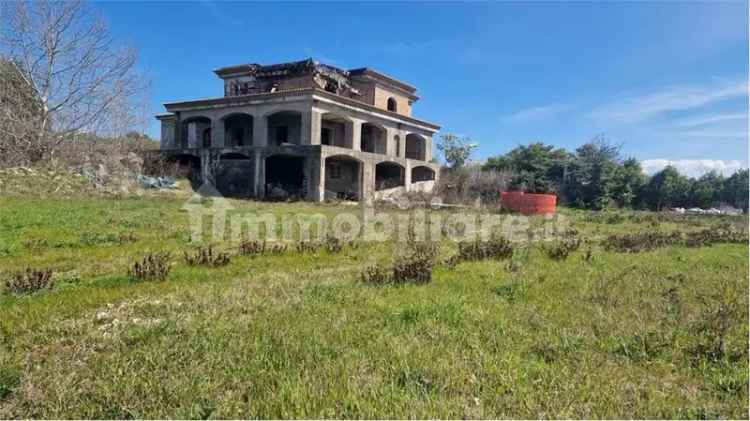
[603,228,748,253]
[296,241,322,254]
[437,166,511,206]
[184,246,231,267]
[3,268,54,295]
[324,235,343,254]
[450,235,514,264]
[684,229,748,248]
[393,242,438,284]
[603,232,683,253]
[361,243,439,286]
[238,240,287,256]
[360,265,391,285]
[542,237,581,260]
[129,252,170,281]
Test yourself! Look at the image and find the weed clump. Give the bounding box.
[129,252,171,281]
[184,246,231,267]
[296,241,322,254]
[238,240,287,256]
[603,232,683,253]
[684,229,748,248]
[361,242,438,285]
[450,235,513,265]
[323,235,346,253]
[3,268,54,295]
[542,237,581,260]
[604,228,748,253]
[393,242,438,284]
[360,265,391,285]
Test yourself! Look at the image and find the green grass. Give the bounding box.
[0,194,747,418]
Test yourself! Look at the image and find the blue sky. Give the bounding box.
[97,1,748,177]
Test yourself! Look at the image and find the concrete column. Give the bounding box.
[300,110,313,145]
[306,151,325,202]
[344,121,355,149]
[399,131,407,158]
[213,119,225,148]
[254,149,265,199]
[200,149,213,185]
[351,120,362,151]
[361,160,375,205]
[424,136,433,162]
[404,161,412,192]
[253,115,267,147]
[309,109,322,145]
[174,112,183,149]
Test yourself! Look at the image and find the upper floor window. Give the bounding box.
[387,97,397,112]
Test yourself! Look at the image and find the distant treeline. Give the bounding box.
[482,137,748,212]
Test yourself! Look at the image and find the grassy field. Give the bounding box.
[0,191,747,419]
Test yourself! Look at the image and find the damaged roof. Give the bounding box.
[213,58,416,92]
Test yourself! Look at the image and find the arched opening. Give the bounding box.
[387,97,398,112]
[216,152,252,198]
[223,113,254,147]
[361,123,386,154]
[265,154,305,200]
[325,155,361,201]
[321,113,353,148]
[411,166,435,183]
[267,111,302,146]
[405,133,426,161]
[181,116,211,148]
[202,128,211,148]
[375,161,405,191]
[165,153,201,189]
[394,135,401,158]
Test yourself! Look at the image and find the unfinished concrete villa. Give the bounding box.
[156,58,441,201]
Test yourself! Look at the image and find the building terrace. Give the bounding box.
[157,58,441,202]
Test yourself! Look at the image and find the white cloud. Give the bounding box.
[679,129,748,139]
[674,112,747,127]
[641,159,747,177]
[591,79,748,123]
[502,104,573,124]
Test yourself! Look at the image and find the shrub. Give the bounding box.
[361,243,438,286]
[393,242,438,284]
[437,166,511,206]
[3,268,54,295]
[238,240,287,256]
[451,235,513,264]
[603,228,748,253]
[296,241,322,254]
[324,235,344,254]
[129,252,170,281]
[684,229,748,248]
[603,232,683,253]
[184,246,231,267]
[542,237,581,260]
[360,265,391,285]
[687,288,741,363]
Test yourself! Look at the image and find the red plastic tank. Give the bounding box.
[500,191,557,215]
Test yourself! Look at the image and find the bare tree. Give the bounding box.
[0,57,45,164]
[0,0,148,161]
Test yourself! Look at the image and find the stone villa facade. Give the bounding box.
[157,58,440,202]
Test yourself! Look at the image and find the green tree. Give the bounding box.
[721,169,749,212]
[437,133,477,168]
[563,136,621,209]
[689,171,724,209]
[642,165,691,210]
[612,157,648,208]
[483,142,571,193]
